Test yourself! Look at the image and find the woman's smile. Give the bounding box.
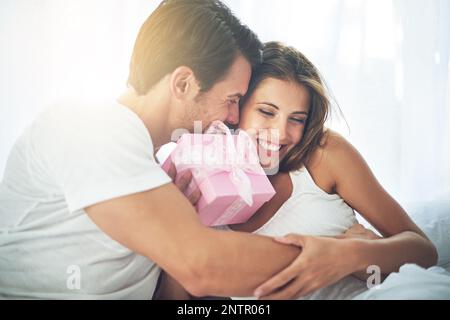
[239,77,310,171]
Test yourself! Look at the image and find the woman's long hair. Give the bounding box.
[240,41,336,172]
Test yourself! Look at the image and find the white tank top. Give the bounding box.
[255,167,358,237]
[233,167,368,300]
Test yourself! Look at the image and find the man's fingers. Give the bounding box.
[254,263,302,298]
[169,166,200,204]
[288,282,320,300]
[258,277,305,300]
[175,171,193,193]
[168,163,177,181]
[187,188,202,206]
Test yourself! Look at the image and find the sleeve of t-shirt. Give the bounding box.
[32,101,172,213]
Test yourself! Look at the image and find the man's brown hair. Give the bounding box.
[128,0,262,95]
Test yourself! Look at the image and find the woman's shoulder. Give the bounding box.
[305,130,359,193]
[320,129,353,152]
[309,130,359,166]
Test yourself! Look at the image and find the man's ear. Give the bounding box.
[170,66,200,100]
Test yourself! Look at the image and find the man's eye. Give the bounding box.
[258,109,274,117]
[227,99,238,106]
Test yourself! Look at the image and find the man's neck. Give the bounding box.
[117,87,172,149]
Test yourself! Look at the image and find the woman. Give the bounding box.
[155,42,438,300]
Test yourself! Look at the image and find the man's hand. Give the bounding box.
[252,224,383,299]
[85,182,301,298]
[253,234,357,300]
[167,163,202,206]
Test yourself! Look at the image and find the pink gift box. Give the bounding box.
[161,130,275,226]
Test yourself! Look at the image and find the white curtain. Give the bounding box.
[1,0,449,205]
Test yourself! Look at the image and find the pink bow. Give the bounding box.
[171,121,264,207]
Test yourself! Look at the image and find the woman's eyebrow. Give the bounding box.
[292,111,309,116]
[258,101,279,109]
[258,102,309,115]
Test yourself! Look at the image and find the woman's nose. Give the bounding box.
[272,119,288,143]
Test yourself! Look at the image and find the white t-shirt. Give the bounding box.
[0,100,171,299]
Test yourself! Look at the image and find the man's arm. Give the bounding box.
[154,271,194,300]
[85,182,300,297]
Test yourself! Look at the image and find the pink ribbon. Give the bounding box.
[171,121,264,207]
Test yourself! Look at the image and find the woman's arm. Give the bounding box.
[253,131,438,300]
[320,131,438,275]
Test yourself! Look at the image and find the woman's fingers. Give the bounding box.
[254,262,303,298]
[348,223,366,231]
[273,234,306,247]
[344,224,381,240]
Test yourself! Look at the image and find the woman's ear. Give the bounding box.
[170,66,199,100]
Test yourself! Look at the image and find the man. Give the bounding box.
[0,0,300,299]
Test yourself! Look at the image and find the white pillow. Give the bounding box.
[405,197,450,267]
[356,197,450,267]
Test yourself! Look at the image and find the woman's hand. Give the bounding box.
[336,224,386,282]
[335,223,382,241]
[167,163,202,206]
[254,234,359,300]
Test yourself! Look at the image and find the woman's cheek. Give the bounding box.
[237,108,253,130]
[295,128,305,144]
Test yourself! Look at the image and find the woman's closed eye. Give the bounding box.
[258,108,275,117]
[290,117,306,125]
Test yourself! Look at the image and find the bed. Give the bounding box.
[352,196,450,299]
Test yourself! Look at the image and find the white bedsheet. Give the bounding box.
[353,264,450,300]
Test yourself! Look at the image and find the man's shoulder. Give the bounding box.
[30,98,154,155]
[36,99,146,134]
[39,98,130,120]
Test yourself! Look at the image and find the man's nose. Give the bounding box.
[226,103,240,125]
